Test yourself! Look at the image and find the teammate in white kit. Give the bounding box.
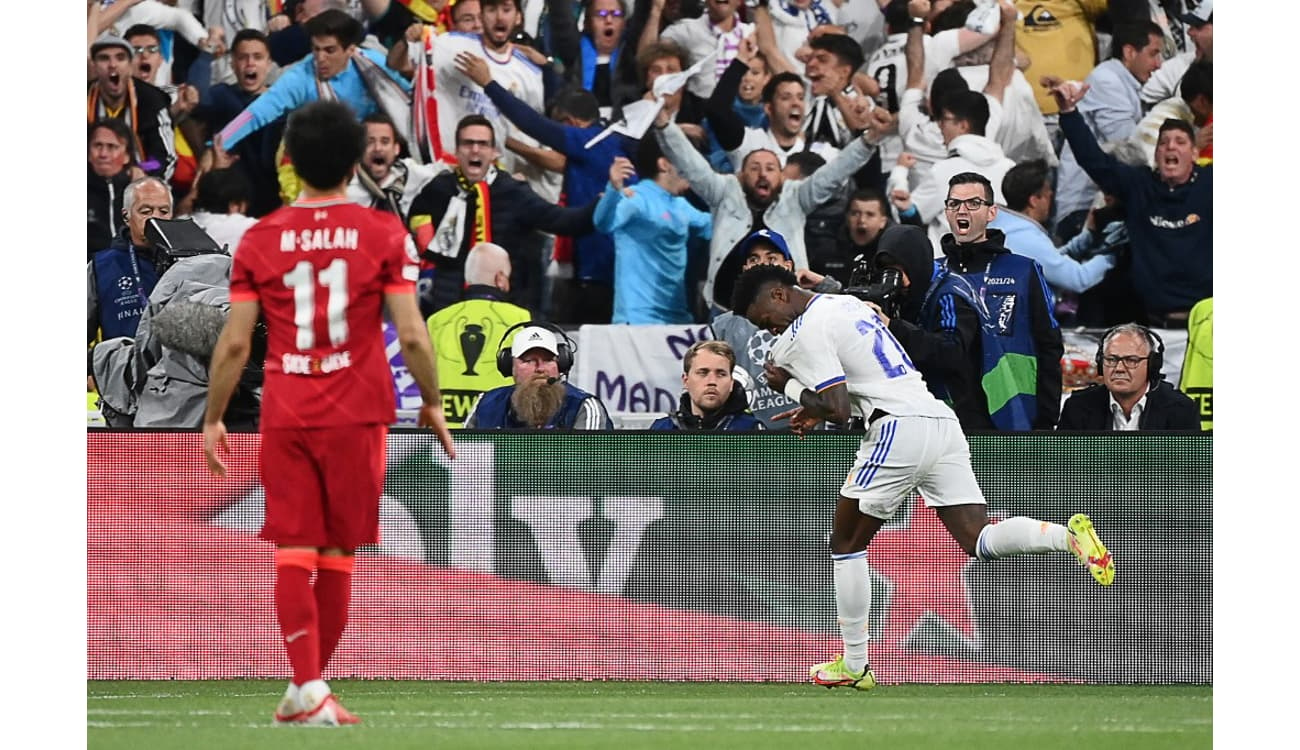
[729,264,1115,691]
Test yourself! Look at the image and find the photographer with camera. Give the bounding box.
[858,172,1062,432]
[91,215,263,428]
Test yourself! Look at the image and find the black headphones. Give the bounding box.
[495,321,576,377]
[1095,324,1165,387]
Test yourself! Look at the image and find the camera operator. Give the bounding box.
[91,217,263,428]
[857,175,1062,432]
[852,224,990,433]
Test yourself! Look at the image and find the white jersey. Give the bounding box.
[769,293,955,421]
[421,32,546,180]
[865,31,962,115]
[728,128,840,171]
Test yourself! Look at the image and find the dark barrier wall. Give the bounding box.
[87,432,1211,684]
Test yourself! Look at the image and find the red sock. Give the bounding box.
[274,548,321,686]
[315,554,355,672]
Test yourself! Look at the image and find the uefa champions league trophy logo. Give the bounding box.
[459,319,488,375]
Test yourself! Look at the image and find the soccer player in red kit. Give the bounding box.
[202,100,456,726]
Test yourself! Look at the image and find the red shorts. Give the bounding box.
[258,423,388,549]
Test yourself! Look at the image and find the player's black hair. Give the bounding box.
[285,100,365,189]
[1179,59,1212,104]
[362,110,411,158]
[1110,21,1163,60]
[123,24,160,43]
[948,171,995,203]
[785,151,826,179]
[551,86,601,124]
[193,167,253,214]
[930,0,975,33]
[940,89,990,135]
[731,264,798,318]
[303,8,363,48]
[455,113,496,144]
[635,133,665,180]
[808,33,864,74]
[761,72,805,105]
[232,28,271,54]
[1001,159,1050,212]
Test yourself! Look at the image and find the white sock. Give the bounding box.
[975,516,1069,560]
[298,678,331,710]
[832,553,871,673]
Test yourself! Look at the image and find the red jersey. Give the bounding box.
[231,196,419,428]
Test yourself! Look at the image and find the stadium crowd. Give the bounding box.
[86,0,1212,432]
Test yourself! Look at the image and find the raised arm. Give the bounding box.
[593,157,637,233]
[638,0,667,58]
[653,113,731,207]
[752,6,796,76]
[797,133,876,213]
[217,64,313,149]
[457,50,571,152]
[1049,78,1141,201]
[522,184,597,237]
[983,0,1018,104]
[705,43,758,153]
[905,0,929,91]
[547,0,582,76]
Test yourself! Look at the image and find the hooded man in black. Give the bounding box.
[866,225,993,431]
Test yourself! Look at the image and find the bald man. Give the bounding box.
[425,242,532,426]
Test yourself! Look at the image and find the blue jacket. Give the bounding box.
[481,80,637,285]
[593,179,712,324]
[921,231,1063,430]
[1060,110,1212,314]
[218,48,410,150]
[469,382,612,429]
[89,234,160,344]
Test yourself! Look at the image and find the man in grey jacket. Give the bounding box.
[651,104,882,316]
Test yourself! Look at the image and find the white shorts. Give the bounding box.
[839,415,987,519]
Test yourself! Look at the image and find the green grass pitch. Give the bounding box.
[88,680,1211,750]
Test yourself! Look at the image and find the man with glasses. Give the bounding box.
[408,115,597,315]
[869,173,1062,431]
[1058,323,1200,431]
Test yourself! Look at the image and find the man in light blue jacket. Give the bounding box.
[593,137,712,325]
[217,9,410,150]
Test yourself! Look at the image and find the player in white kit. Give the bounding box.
[729,264,1115,691]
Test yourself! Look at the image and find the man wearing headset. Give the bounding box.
[463,324,613,429]
[1057,322,1200,431]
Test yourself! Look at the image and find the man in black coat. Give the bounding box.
[408,115,596,317]
[88,119,136,259]
[1058,323,1201,430]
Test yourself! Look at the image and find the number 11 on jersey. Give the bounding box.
[283,258,350,350]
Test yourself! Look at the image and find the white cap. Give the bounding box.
[511,326,560,358]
